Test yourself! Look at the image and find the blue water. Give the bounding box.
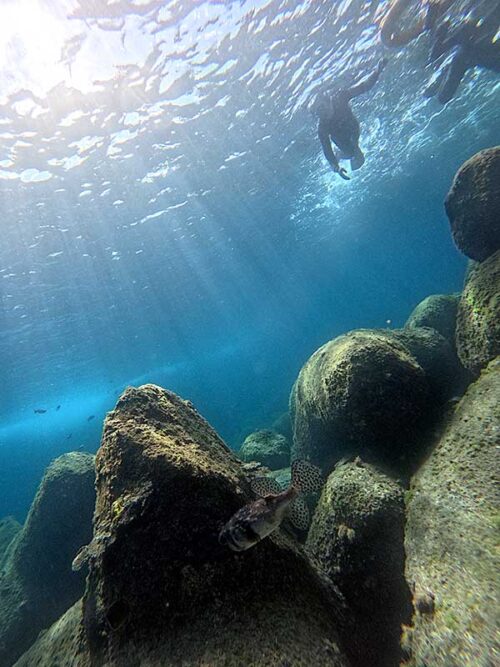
[0,0,498,519]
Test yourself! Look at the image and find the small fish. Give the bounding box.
[56,405,61,411]
[87,415,95,422]
[219,459,323,552]
[66,433,73,440]
[33,408,47,414]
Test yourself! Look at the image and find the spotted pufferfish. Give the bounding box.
[219,459,323,552]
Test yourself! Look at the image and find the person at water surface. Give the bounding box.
[312,57,388,179]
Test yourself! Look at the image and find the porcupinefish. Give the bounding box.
[219,459,323,552]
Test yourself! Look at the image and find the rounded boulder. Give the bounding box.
[405,294,460,345]
[444,146,500,261]
[238,429,290,469]
[291,330,429,472]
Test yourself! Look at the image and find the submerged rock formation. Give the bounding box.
[238,428,290,469]
[444,146,500,261]
[403,358,500,666]
[456,250,500,375]
[405,293,460,345]
[291,329,429,472]
[0,517,21,570]
[307,460,412,667]
[0,452,95,667]
[17,385,348,666]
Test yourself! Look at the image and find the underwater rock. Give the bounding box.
[268,466,292,489]
[0,517,21,570]
[238,428,290,469]
[271,411,293,442]
[456,250,500,375]
[307,460,412,667]
[291,329,429,473]
[23,385,348,666]
[444,146,500,261]
[405,293,460,345]
[404,358,500,666]
[0,452,95,667]
[391,327,469,403]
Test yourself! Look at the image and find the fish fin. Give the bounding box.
[291,459,323,494]
[250,477,282,497]
[288,496,310,531]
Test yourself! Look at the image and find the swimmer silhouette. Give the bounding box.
[312,58,387,180]
[425,7,500,104]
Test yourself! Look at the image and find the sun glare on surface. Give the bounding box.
[0,0,76,98]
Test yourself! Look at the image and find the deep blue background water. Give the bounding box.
[0,0,498,519]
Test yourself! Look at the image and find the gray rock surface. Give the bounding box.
[444,146,500,261]
[456,250,500,375]
[15,385,348,667]
[307,460,412,667]
[405,293,460,344]
[0,452,95,667]
[403,358,500,666]
[0,517,21,570]
[238,428,290,469]
[291,329,429,473]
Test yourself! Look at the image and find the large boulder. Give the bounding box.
[405,293,460,345]
[444,146,500,261]
[0,517,21,570]
[17,385,348,666]
[0,452,95,667]
[456,250,500,375]
[392,327,469,403]
[291,329,429,473]
[271,411,293,442]
[238,429,290,469]
[307,461,412,667]
[403,358,500,666]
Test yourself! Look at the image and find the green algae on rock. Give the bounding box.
[405,293,460,345]
[291,329,429,473]
[403,358,500,666]
[18,385,348,666]
[456,250,500,375]
[444,146,500,262]
[0,452,95,667]
[0,516,21,570]
[307,460,412,667]
[238,428,290,469]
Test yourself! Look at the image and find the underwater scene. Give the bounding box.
[0,0,499,665]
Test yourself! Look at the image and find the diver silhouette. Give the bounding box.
[312,58,388,180]
[424,5,500,104]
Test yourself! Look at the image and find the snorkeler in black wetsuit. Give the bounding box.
[424,3,500,104]
[312,58,388,180]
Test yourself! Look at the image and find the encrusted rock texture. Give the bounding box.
[0,517,21,570]
[0,452,95,667]
[307,460,412,667]
[16,385,349,667]
[444,146,500,261]
[456,250,500,376]
[238,428,290,469]
[405,293,460,346]
[403,358,500,666]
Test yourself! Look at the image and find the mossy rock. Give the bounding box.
[17,386,348,666]
[405,293,460,344]
[307,461,412,667]
[444,146,500,261]
[291,329,429,473]
[404,358,500,666]
[0,517,21,570]
[271,411,293,442]
[0,453,95,667]
[238,429,290,469]
[456,250,500,375]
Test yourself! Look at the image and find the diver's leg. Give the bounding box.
[437,47,469,103]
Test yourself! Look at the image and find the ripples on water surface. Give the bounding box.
[0,0,498,515]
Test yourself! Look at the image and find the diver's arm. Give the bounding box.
[345,58,388,99]
[318,121,350,180]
